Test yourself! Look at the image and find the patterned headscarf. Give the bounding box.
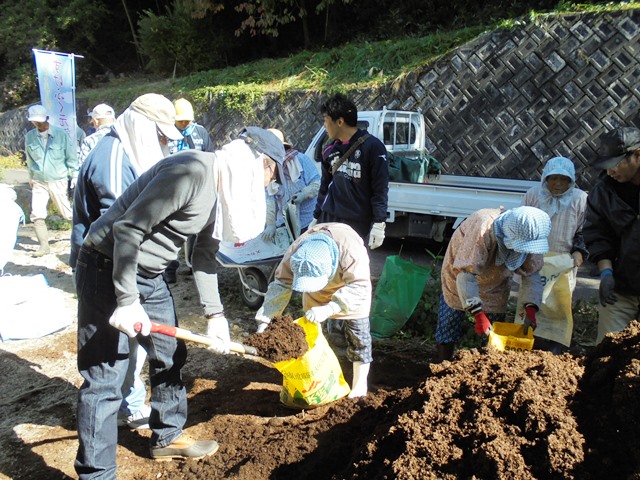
[494,206,551,271]
[290,233,339,292]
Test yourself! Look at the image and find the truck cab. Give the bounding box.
[304,108,426,168]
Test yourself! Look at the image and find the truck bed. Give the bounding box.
[387,174,537,223]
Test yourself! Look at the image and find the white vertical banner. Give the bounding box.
[32,49,78,147]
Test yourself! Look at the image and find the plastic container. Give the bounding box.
[488,322,534,352]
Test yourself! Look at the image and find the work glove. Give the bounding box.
[571,251,584,268]
[109,298,151,338]
[467,302,491,336]
[291,192,305,205]
[368,222,385,250]
[206,314,231,354]
[254,306,270,333]
[599,269,617,306]
[523,304,538,335]
[261,224,277,242]
[473,312,492,336]
[307,218,318,229]
[68,176,77,190]
[305,301,341,324]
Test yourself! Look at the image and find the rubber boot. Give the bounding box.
[436,343,455,363]
[348,361,370,398]
[33,219,50,257]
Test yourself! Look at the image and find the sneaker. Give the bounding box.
[150,434,219,462]
[117,404,151,430]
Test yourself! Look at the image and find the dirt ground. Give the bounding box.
[1,224,639,480]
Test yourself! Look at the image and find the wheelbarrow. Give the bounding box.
[214,223,294,310]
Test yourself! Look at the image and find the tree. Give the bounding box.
[0,0,107,107]
[137,0,227,75]
[234,0,353,49]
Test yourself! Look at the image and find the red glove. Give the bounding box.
[474,311,492,336]
[524,304,537,335]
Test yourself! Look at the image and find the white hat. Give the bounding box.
[89,103,115,120]
[267,128,292,148]
[129,93,182,141]
[27,105,48,122]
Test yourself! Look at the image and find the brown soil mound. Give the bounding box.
[574,320,640,479]
[244,314,309,362]
[157,323,640,480]
[347,348,586,479]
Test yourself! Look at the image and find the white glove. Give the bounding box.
[368,222,385,250]
[305,301,341,324]
[207,315,231,354]
[307,218,318,229]
[261,224,277,242]
[109,298,151,338]
[255,306,270,333]
[69,176,77,189]
[291,192,305,205]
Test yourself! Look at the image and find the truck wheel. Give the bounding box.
[240,267,268,309]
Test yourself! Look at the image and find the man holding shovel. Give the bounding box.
[74,127,283,478]
[256,222,373,398]
[71,93,179,433]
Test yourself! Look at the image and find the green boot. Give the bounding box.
[33,219,50,257]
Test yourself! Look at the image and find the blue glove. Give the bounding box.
[599,269,617,306]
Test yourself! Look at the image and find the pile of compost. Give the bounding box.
[244,314,309,363]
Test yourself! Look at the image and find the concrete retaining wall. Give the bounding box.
[2,9,639,191]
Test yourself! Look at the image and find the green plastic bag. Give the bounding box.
[370,256,432,339]
[387,151,442,184]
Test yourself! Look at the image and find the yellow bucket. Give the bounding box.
[274,317,351,409]
[488,322,535,352]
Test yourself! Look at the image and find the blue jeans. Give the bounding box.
[74,246,188,479]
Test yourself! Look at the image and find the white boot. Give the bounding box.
[348,361,370,398]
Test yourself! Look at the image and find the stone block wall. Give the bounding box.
[2,9,639,191]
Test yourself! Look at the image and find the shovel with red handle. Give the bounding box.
[135,321,258,356]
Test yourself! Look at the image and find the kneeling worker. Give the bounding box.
[256,222,372,398]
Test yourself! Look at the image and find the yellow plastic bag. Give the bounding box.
[514,253,575,347]
[274,317,351,409]
[488,322,535,352]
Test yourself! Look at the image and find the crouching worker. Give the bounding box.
[256,222,372,398]
[436,206,552,362]
[74,127,284,478]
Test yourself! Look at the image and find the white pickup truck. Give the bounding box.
[305,108,538,241]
